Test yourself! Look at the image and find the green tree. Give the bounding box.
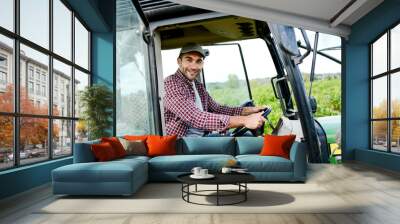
[79,84,113,140]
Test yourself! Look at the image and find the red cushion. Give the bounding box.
[91,142,117,161]
[124,135,148,141]
[146,135,177,157]
[101,137,127,158]
[259,134,296,159]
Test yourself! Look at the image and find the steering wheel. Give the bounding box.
[231,107,273,137]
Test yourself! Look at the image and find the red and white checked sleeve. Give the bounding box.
[164,78,230,131]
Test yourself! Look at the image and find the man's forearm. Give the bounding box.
[241,106,265,116]
[227,116,245,128]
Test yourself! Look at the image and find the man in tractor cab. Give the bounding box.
[164,43,267,137]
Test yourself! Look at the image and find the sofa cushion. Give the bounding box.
[236,155,293,172]
[91,142,118,161]
[119,138,147,156]
[147,135,177,157]
[74,140,100,163]
[52,159,147,183]
[115,155,150,163]
[124,135,148,141]
[178,137,235,155]
[235,137,263,155]
[148,154,235,172]
[260,134,296,159]
[101,137,127,158]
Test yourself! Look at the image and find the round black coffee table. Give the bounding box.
[177,173,255,206]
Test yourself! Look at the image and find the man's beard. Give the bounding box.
[181,68,199,80]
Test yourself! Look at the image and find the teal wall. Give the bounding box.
[0,0,115,200]
[344,0,400,171]
[0,158,72,199]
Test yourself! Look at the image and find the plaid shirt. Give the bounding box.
[164,70,243,137]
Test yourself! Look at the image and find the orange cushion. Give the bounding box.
[124,135,148,141]
[146,135,177,157]
[91,142,117,161]
[101,137,127,158]
[259,134,296,159]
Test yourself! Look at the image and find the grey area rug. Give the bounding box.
[37,183,362,214]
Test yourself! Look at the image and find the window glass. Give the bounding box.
[20,0,49,49]
[74,18,89,70]
[372,34,387,76]
[0,116,13,170]
[372,77,387,119]
[53,119,72,157]
[74,69,89,118]
[391,120,400,153]
[20,44,49,115]
[116,0,154,135]
[53,0,72,60]
[0,0,13,31]
[75,120,88,143]
[53,59,72,117]
[19,117,49,165]
[0,35,14,112]
[391,24,400,70]
[391,72,400,118]
[372,121,388,151]
[202,44,250,106]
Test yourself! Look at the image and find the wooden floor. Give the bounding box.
[1,162,400,224]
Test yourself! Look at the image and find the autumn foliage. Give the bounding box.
[372,99,400,141]
[0,84,59,149]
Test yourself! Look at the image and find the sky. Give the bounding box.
[0,0,89,71]
[162,29,342,83]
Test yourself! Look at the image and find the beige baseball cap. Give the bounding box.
[179,43,208,58]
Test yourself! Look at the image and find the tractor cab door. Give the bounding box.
[261,23,330,163]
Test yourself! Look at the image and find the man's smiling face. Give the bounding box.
[177,52,204,81]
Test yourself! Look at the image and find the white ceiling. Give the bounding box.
[169,0,384,37]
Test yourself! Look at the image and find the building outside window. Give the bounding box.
[28,81,34,94]
[41,73,46,82]
[28,67,34,80]
[0,0,91,170]
[0,71,6,84]
[371,23,400,154]
[35,70,40,81]
[42,85,46,97]
[0,55,7,88]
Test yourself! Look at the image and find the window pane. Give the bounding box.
[391,72,400,118]
[53,119,72,157]
[391,120,400,153]
[75,120,88,143]
[20,117,49,165]
[372,34,387,76]
[372,121,388,151]
[0,116,13,170]
[74,69,89,118]
[75,18,89,70]
[372,77,387,119]
[391,24,400,70]
[0,35,14,112]
[53,0,72,60]
[0,0,14,31]
[116,0,154,135]
[53,59,72,117]
[20,44,49,115]
[20,0,49,49]
[203,45,250,106]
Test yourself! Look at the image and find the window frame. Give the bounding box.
[0,0,91,171]
[370,20,400,154]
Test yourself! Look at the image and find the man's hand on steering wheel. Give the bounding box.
[243,112,266,129]
[230,106,273,137]
[241,105,271,116]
